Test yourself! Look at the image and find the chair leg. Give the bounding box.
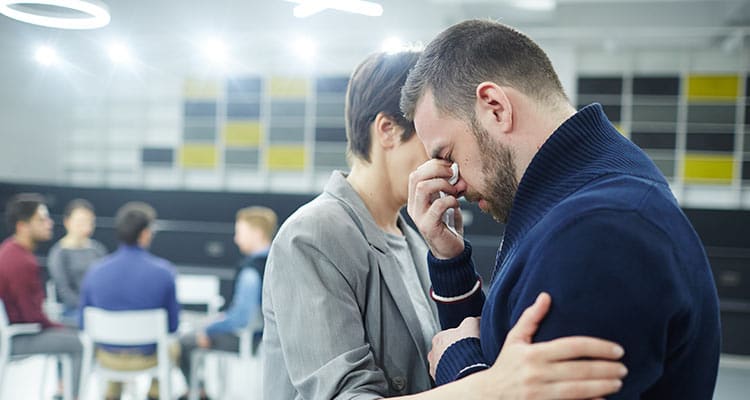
[0,348,11,400]
[60,355,72,400]
[189,351,202,400]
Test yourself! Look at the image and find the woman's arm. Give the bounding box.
[394,293,626,400]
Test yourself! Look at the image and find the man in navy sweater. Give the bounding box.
[401,20,720,398]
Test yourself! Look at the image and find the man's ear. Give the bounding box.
[372,112,401,149]
[475,82,513,134]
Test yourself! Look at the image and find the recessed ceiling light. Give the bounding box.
[108,42,131,64]
[288,0,382,18]
[292,36,316,61]
[381,37,403,54]
[0,0,110,30]
[512,0,556,12]
[200,38,229,65]
[35,46,59,66]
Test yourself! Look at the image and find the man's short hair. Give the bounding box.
[5,193,46,234]
[64,198,95,219]
[236,206,278,241]
[345,51,421,163]
[115,202,156,245]
[401,19,568,121]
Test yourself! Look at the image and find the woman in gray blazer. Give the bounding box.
[261,51,626,400]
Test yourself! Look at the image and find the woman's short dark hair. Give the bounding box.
[5,193,45,234]
[115,202,156,245]
[401,19,568,122]
[64,198,95,219]
[345,51,421,163]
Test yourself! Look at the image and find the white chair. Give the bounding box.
[43,281,64,322]
[188,305,263,400]
[0,300,73,400]
[78,307,172,400]
[176,275,225,316]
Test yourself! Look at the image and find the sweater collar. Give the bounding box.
[495,103,666,270]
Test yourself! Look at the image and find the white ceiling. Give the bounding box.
[0,0,747,76]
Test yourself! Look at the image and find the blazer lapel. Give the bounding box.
[323,171,431,364]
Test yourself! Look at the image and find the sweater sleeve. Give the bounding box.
[513,210,683,399]
[205,268,260,336]
[427,240,485,329]
[164,268,180,333]
[434,337,489,386]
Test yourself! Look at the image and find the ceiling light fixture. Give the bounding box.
[512,0,556,12]
[292,36,316,61]
[0,0,110,30]
[34,45,59,66]
[287,0,382,18]
[381,37,403,54]
[108,42,131,64]
[200,37,229,65]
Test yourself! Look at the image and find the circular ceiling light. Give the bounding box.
[0,0,110,30]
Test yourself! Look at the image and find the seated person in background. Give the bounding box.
[47,198,107,326]
[79,201,179,400]
[0,193,83,399]
[178,206,277,400]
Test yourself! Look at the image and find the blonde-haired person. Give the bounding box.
[178,206,277,400]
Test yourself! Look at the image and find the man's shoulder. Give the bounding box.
[142,253,175,277]
[0,240,36,271]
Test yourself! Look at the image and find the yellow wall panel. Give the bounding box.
[269,77,308,98]
[224,121,262,146]
[683,153,734,184]
[180,144,217,168]
[184,79,221,99]
[267,145,306,171]
[686,75,739,101]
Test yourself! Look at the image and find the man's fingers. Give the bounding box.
[535,336,625,362]
[504,292,551,345]
[545,379,623,400]
[546,360,628,382]
[427,196,460,220]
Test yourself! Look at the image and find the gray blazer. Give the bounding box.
[262,171,439,400]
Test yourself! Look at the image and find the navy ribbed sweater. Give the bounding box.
[429,104,721,399]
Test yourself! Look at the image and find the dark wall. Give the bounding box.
[1,182,748,354]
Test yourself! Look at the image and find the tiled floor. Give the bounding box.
[2,354,747,399]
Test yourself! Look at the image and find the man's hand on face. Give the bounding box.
[408,159,465,259]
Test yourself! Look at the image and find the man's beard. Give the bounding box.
[466,116,518,223]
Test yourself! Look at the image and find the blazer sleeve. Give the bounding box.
[263,222,388,400]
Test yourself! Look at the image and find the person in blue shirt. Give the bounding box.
[79,201,180,400]
[178,206,277,400]
[402,19,720,399]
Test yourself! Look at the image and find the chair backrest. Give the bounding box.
[82,307,167,345]
[176,274,224,313]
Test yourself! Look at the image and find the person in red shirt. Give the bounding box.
[0,193,82,398]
